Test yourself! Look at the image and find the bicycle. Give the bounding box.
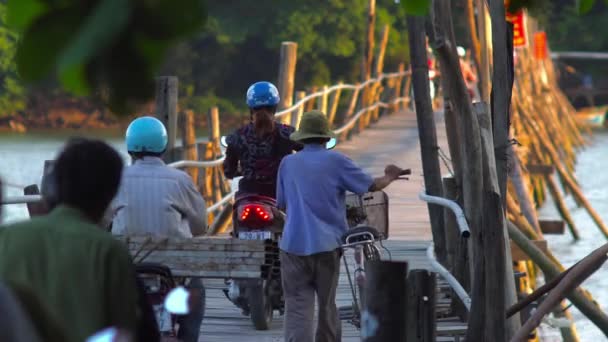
[339,169,410,329]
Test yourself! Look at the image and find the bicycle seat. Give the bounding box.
[341,226,382,244]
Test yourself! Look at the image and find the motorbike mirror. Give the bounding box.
[164,286,190,315]
[326,138,337,150]
[220,136,228,148]
[86,328,131,342]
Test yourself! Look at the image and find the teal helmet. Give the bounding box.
[126,116,168,153]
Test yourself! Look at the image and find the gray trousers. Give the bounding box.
[280,250,342,342]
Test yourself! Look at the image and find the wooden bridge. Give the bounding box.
[199,109,468,341]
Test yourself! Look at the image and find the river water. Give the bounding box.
[1,130,608,339]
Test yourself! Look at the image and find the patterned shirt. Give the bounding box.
[223,122,302,197]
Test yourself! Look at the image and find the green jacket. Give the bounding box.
[0,205,139,342]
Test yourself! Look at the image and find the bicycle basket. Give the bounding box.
[345,191,389,240]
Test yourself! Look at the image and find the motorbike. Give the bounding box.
[224,193,284,330]
[219,136,337,330]
[136,263,180,338]
[86,285,190,342]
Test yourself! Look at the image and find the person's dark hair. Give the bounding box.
[53,137,123,221]
[129,151,163,159]
[300,137,330,145]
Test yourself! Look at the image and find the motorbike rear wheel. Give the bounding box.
[248,281,273,330]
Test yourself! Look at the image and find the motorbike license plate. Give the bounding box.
[238,231,272,240]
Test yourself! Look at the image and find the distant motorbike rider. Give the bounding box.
[223,81,303,199]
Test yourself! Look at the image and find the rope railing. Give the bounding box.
[2,70,413,221]
[275,70,411,119]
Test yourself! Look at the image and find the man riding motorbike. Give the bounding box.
[221,81,302,329]
[223,81,303,199]
[108,117,206,342]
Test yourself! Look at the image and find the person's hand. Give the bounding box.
[384,164,403,181]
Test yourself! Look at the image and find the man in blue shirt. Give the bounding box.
[276,110,403,342]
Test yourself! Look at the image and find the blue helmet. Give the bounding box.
[126,116,168,153]
[246,81,280,108]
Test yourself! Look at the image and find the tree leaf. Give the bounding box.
[58,63,90,96]
[6,0,48,31]
[400,0,430,16]
[57,0,131,77]
[136,0,207,40]
[15,9,82,81]
[577,0,595,14]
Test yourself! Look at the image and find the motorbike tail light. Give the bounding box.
[240,204,273,222]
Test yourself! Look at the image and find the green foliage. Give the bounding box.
[399,0,429,16]
[182,93,242,118]
[161,0,409,105]
[7,0,207,115]
[0,3,25,116]
[577,0,596,13]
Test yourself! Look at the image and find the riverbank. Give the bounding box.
[0,107,247,134]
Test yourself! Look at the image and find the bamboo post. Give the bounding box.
[507,222,608,336]
[509,147,542,236]
[476,0,490,102]
[512,243,608,340]
[155,76,179,161]
[393,63,405,111]
[340,86,361,141]
[372,25,389,122]
[465,0,482,78]
[305,86,317,111]
[443,177,469,320]
[320,85,329,114]
[489,0,514,213]
[477,102,519,340]
[362,0,376,81]
[327,83,343,126]
[208,107,222,204]
[407,15,447,265]
[403,71,413,110]
[406,270,436,342]
[545,174,581,240]
[443,177,459,269]
[181,110,199,184]
[293,91,306,128]
[277,42,298,124]
[428,4,485,337]
[362,260,408,342]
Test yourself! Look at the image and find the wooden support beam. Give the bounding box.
[407,14,447,265]
[510,239,548,261]
[293,91,306,128]
[477,101,519,339]
[526,164,554,175]
[539,219,566,235]
[277,42,298,124]
[155,76,179,161]
[181,110,198,184]
[363,260,408,342]
[362,0,376,81]
[406,270,437,342]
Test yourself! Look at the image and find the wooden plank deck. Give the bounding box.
[199,110,463,341]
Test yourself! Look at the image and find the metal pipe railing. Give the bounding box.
[426,242,472,311]
[418,191,471,238]
[417,190,471,311]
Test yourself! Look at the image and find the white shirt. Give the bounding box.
[109,157,207,238]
